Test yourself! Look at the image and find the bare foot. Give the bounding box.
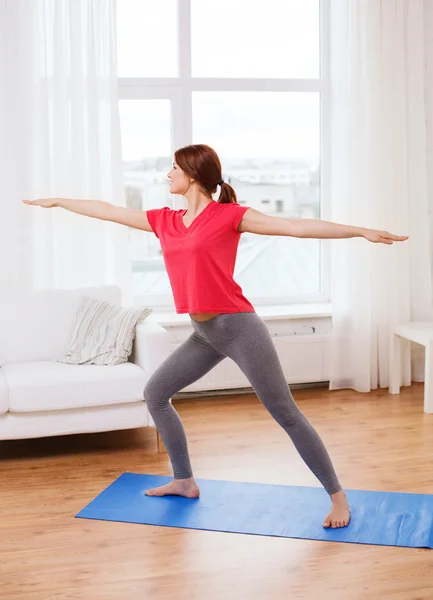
[323,490,351,529]
[145,477,200,498]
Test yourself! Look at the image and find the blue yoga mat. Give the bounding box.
[76,473,433,548]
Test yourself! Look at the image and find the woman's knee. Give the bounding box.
[264,396,305,428]
[143,377,170,412]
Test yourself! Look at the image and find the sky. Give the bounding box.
[116,0,320,162]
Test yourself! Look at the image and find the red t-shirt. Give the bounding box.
[146,201,255,314]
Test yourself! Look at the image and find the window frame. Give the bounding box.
[118,0,330,309]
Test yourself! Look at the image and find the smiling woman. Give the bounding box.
[22,138,408,528]
[136,144,354,525]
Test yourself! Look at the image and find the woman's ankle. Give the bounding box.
[330,489,347,502]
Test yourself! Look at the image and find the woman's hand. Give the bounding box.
[22,198,58,208]
[362,229,408,245]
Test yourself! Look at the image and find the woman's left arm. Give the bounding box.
[238,208,408,245]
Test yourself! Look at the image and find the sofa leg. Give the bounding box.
[156,430,168,454]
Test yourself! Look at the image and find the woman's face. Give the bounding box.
[167,161,191,195]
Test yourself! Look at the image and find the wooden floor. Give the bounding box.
[2,384,433,600]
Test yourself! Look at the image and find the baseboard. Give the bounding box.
[173,380,330,400]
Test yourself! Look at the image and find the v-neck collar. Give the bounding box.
[179,201,216,233]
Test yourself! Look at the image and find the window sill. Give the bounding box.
[146,302,332,327]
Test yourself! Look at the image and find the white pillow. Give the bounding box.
[58,297,152,366]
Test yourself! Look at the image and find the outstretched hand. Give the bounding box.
[363,229,408,245]
[22,198,57,208]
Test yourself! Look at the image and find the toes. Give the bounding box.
[324,514,351,529]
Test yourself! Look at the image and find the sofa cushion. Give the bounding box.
[0,371,8,415]
[0,285,121,366]
[3,361,147,412]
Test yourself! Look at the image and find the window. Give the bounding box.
[191,0,319,79]
[118,100,172,295]
[117,0,328,308]
[116,0,178,77]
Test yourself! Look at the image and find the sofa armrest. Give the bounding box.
[130,320,171,377]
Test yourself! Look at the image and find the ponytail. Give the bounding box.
[218,180,238,204]
[174,144,239,203]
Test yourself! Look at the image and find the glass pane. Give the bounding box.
[193,92,321,299]
[117,0,178,77]
[119,100,172,298]
[191,0,319,78]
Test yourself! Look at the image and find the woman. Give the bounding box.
[24,144,408,529]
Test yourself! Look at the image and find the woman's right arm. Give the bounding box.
[22,198,153,232]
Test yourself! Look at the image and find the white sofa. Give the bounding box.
[0,285,171,445]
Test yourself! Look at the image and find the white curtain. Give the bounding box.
[0,0,132,302]
[329,0,433,392]
[0,0,33,295]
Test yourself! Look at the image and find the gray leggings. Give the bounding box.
[143,312,342,496]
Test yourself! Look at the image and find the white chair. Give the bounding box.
[389,321,433,413]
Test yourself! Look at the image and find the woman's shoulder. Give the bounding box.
[150,206,182,216]
[215,202,251,230]
[217,202,249,210]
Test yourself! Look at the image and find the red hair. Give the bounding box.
[174,144,237,204]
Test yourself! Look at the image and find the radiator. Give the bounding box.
[164,316,332,393]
